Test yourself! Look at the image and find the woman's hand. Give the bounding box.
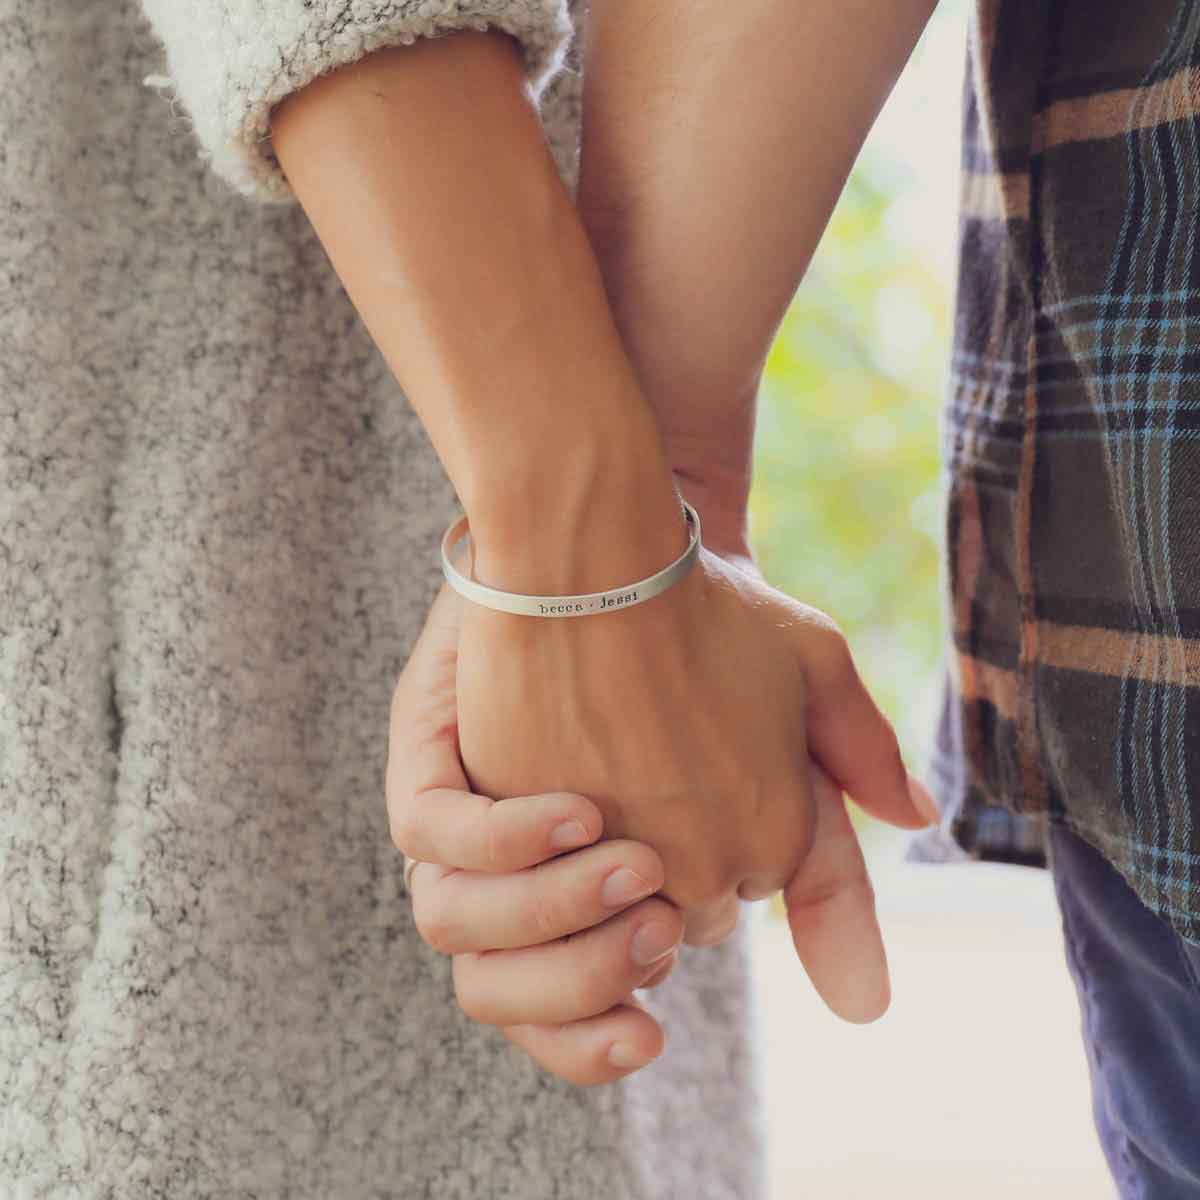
[387,582,683,1086]
[456,530,934,1021]
[391,569,923,1092]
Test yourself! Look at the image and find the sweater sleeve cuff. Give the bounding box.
[139,0,574,205]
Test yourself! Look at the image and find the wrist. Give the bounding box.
[463,406,689,597]
[670,468,753,566]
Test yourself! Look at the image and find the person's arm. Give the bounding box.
[269,11,930,1029]
[269,32,689,593]
[576,0,938,560]
[140,0,937,1075]
[267,18,930,970]
[138,0,573,204]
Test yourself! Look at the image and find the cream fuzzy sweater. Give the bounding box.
[0,2,763,1197]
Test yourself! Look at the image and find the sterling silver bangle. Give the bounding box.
[440,499,702,618]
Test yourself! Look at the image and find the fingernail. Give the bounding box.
[601,867,654,908]
[631,921,681,966]
[608,1042,651,1070]
[550,820,591,850]
[637,948,678,987]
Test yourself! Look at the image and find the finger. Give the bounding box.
[783,760,890,1024]
[737,876,781,902]
[411,838,665,954]
[452,897,684,1026]
[800,624,935,830]
[635,949,679,989]
[395,786,605,874]
[681,893,741,947]
[503,1001,666,1085]
[386,585,605,870]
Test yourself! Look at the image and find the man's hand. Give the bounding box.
[387,582,683,1086]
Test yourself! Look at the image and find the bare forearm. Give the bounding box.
[577,0,937,550]
[269,31,686,592]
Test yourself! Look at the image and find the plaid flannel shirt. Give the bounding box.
[922,0,1200,944]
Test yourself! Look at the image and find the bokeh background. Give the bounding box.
[745,2,1114,1195]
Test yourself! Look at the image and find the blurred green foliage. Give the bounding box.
[749,17,962,811]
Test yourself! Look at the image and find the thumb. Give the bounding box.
[386,583,605,872]
[394,580,462,712]
[801,623,937,829]
[387,580,471,803]
[783,760,890,1024]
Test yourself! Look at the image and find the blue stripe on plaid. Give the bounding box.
[950,368,1200,393]
[1066,818,1200,924]
[1101,8,1193,886]
[1043,287,1200,313]
[945,422,1200,443]
[947,393,1200,418]
[1110,836,1200,867]
[1055,315,1200,342]
[1159,75,1197,862]
[1035,428,1200,440]
[954,320,1200,372]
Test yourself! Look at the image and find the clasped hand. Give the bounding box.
[387,541,935,1086]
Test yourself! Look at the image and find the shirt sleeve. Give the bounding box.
[138,0,574,205]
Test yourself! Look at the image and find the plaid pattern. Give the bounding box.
[928,0,1200,942]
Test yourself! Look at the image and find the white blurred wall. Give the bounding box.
[753,857,1113,1198]
[754,6,1113,1194]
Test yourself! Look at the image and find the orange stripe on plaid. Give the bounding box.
[956,624,1200,716]
[956,651,1019,721]
[1037,622,1200,685]
[1033,64,1200,153]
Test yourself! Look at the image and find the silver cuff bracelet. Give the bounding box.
[440,499,702,618]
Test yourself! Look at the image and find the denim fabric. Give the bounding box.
[1049,823,1200,1197]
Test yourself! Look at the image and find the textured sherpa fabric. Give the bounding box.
[139,0,574,203]
[0,1,765,1197]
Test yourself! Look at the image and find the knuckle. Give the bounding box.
[634,897,687,949]
[752,810,816,877]
[832,871,875,916]
[451,961,494,1025]
[412,892,458,956]
[812,610,846,642]
[796,863,874,914]
[615,841,666,892]
[526,884,563,943]
[388,803,421,858]
[823,626,856,680]
[666,862,734,912]
[482,810,519,871]
[684,895,740,947]
[573,954,624,1014]
[637,955,677,990]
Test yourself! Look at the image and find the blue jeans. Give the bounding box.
[1049,824,1200,1197]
